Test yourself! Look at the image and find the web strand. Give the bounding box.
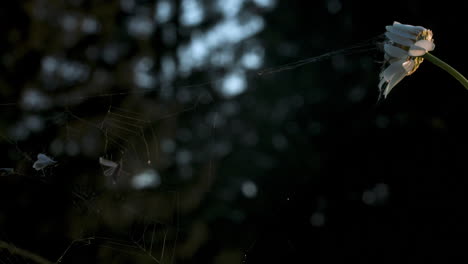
[0,36,381,110]
[257,39,380,76]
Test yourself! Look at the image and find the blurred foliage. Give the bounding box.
[1,0,468,263]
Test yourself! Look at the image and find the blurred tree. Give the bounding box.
[1,0,468,263]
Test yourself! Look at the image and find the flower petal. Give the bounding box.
[414,39,435,52]
[378,78,388,92]
[392,22,425,35]
[408,45,427,56]
[384,70,407,98]
[33,153,56,170]
[386,25,418,40]
[402,60,415,73]
[382,60,406,81]
[380,59,409,97]
[385,32,414,47]
[33,161,49,170]
[99,157,118,168]
[384,44,408,59]
[384,54,401,64]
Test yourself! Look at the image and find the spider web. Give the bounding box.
[0,36,380,263]
[0,33,379,165]
[58,188,181,264]
[0,83,208,262]
[54,217,179,264]
[101,106,152,164]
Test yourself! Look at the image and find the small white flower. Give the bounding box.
[0,168,14,176]
[99,157,121,184]
[379,22,435,98]
[33,153,57,170]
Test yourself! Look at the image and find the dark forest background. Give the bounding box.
[1,0,468,263]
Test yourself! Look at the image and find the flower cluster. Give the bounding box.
[379,21,435,98]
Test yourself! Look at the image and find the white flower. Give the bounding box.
[379,21,435,98]
[33,153,57,170]
[99,157,121,184]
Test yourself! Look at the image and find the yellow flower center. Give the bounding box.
[407,29,433,75]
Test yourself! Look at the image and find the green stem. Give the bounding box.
[423,52,468,91]
[0,240,52,264]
